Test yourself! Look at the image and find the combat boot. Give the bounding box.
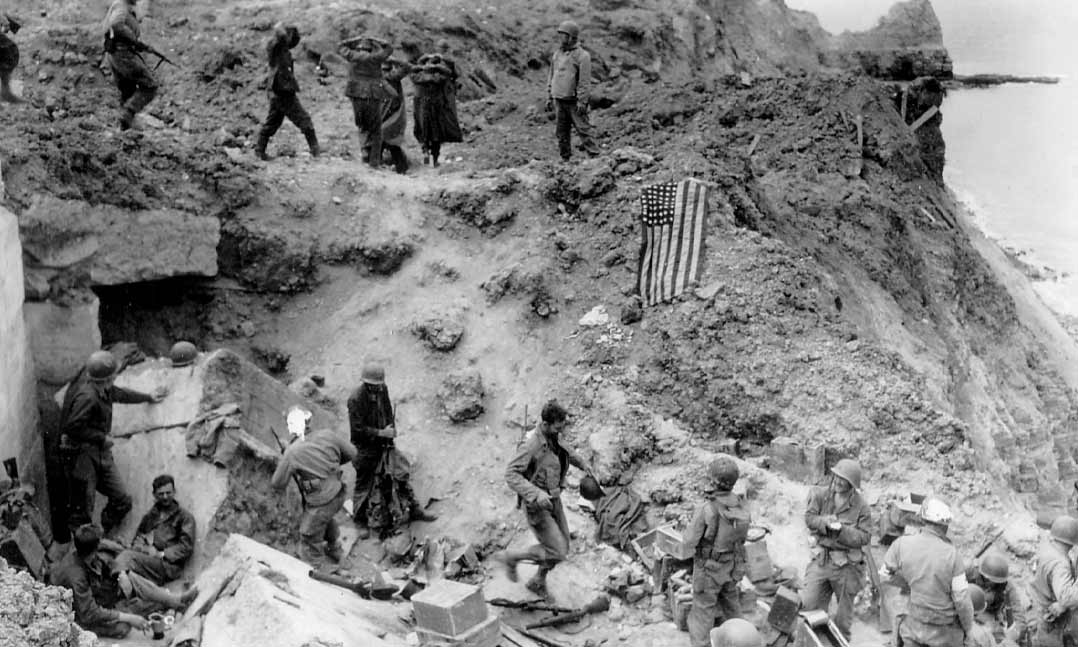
[254,133,271,161]
[303,129,320,157]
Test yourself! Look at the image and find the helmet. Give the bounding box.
[361,362,385,385]
[978,552,1009,584]
[919,497,952,525]
[969,583,987,613]
[830,459,862,490]
[580,474,604,501]
[86,350,119,381]
[709,618,764,647]
[169,341,198,367]
[1051,515,1078,546]
[557,20,580,39]
[708,455,739,490]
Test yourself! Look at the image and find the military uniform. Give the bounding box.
[802,483,873,638]
[548,44,598,160]
[0,14,19,97]
[103,0,158,129]
[683,491,751,647]
[338,41,393,166]
[1030,539,1078,647]
[114,501,195,585]
[256,26,318,158]
[882,526,974,647]
[967,567,1030,646]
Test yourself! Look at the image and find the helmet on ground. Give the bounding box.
[830,458,862,490]
[557,20,580,39]
[708,455,739,490]
[919,497,952,525]
[361,362,385,385]
[710,618,764,647]
[978,552,1009,584]
[86,350,119,381]
[969,583,987,614]
[169,341,198,367]
[1051,515,1078,546]
[580,474,604,501]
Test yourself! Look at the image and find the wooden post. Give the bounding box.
[909,106,939,133]
[745,134,761,157]
[900,88,908,122]
[855,115,863,151]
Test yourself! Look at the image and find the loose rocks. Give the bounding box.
[411,306,467,352]
[440,369,486,422]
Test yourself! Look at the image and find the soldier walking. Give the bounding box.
[0,12,23,103]
[880,497,974,647]
[801,459,872,640]
[256,22,319,160]
[338,36,393,167]
[546,20,598,161]
[681,456,752,647]
[102,0,160,130]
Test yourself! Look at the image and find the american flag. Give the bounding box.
[637,179,710,306]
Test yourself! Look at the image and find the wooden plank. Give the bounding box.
[745,134,761,157]
[901,88,908,122]
[855,115,863,150]
[909,105,939,132]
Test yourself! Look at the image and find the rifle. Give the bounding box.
[525,596,610,630]
[308,569,397,600]
[490,598,573,614]
[974,527,1006,560]
[140,43,177,71]
[270,427,307,508]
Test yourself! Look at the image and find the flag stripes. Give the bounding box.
[637,179,709,306]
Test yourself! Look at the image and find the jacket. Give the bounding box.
[271,429,358,507]
[682,491,750,562]
[347,383,395,453]
[132,503,196,566]
[882,526,974,632]
[966,568,1030,642]
[59,373,153,448]
[339,42,391,99]
[1031,540,1078,621]
[548,45,591,103]
[805,484,872,561]
[266,30,298,94]
[505,429,587,505]
[51,550,121,628]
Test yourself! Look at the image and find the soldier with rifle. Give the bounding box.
[102,0,173,130]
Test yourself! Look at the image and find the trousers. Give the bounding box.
[554,98,598,160]
[259,91,314,139]
[299,486,344,561]
[801,553,864,638]
[350,97,383,166]
[67,445,132,535]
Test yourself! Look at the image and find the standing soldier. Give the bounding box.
[681,455,751,647]
[802,458,872,640]
[380,58,411,174]
[102,0,160,130]
[59,350,167,537]
[0,12,23,103]
[410,53,462,168]
[880,497,974,647]
[338,36,393,167]
[1031,515,1078,646]
[967,552,1030,646]
[271,407,357,564]
[256,22,319,160]
[546,20,598,161]
[496,400,595,597]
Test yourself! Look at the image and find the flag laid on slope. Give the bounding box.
[636,178,709,306]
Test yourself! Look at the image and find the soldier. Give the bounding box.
[380,58,411,173]
[497,400,595,597]
[801,458,872,640]
[51,524,197,639]
[681,456,751,647]
[59,350,168,537]
[0,12,23,103]
[347,363,437,541]
[546,20,598,161]
[710,618,764,647]
[968,584,1000,647]
[256,22,319,161]
[1031,515,1078,647]
[880,497,974,647]
[967,552,1030,646]
[272,406,357,563]
[410,53,461,168]
[338,35,393,167]
[102,0,161,130]
[114,474,195,586]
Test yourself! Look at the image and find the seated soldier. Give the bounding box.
[51,524,197,638]
[114,474,195,586]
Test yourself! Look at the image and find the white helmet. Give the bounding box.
[286,406,312,439]
[919,497,952,525]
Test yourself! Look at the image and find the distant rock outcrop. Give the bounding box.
[825,0,953,80]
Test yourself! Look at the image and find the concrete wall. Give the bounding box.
[0,207,42,489]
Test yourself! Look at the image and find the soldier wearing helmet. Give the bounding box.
[680,455,752,647]
[709,618,764,647]
[880,497,974,647]
[1031,515,1078,646]
[58,350,168,537]
[347,362,437,540]
[967,584,999,647]
[801,458,872,640]
[965,552,1030,646]
[546,19,599,161]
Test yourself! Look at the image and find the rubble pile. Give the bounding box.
[0,562,96,647]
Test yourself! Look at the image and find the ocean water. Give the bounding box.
[788,0,1078,315]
